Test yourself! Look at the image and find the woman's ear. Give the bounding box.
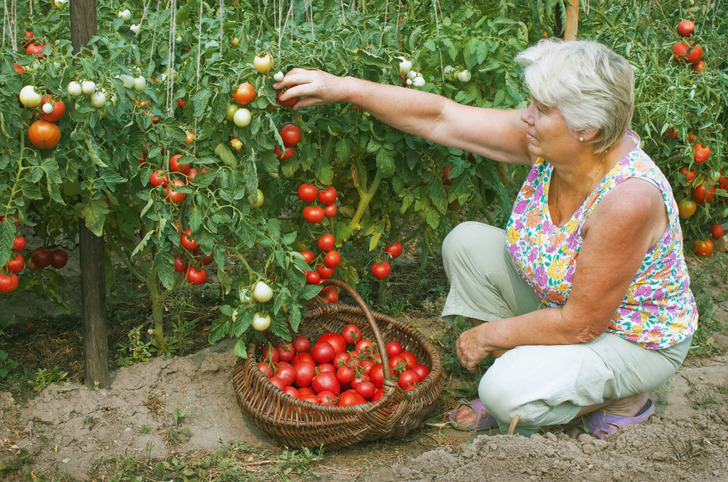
[577,128,599,142]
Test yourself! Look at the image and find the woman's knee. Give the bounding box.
[442,222,503,266]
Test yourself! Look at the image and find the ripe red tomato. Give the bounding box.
[257,362,274,378]
[294,362,316,388]
[276,362,296,386]
[680,167,697,183]
[233,82,256,105]
[39,95,66,123]
[173,255,187,272]
[693,144,711,163]
[150,170,168,187]
[671,41,689,61]
[371,261,391,279]
[317,233,335,252]
[276,90,299,107]
[186,266,208,284]
[0,273,19,293]
[686,43,703,64]
[337,389,366,407]
[260,344,280,364]
[336,365,356,385]
[180,229,199,251]
[166,180,187,203]
[318,186,337,205]
[710,224,724,240]
[310,341,336,364]
[389,354,408,374]
[305,270,321,284]
[6,253,25,273]
[280,124,301,146]
[270,376,289,391]
[317,265,335,279]
[25,42,44,56]
[170,154,191,174]
[386,341,403,357]
[355,338,373,353]
[318,332,346,354]
[274,145,295,161]
[719,176,728,191]
[50,249,68,269]
[323,250,341,267]
[312,371,341,394]
[303,206,324,223]
[385,241,403,258]
[401,351,417,369]
[398,370,421,390]
[333,352,351,367]
[692,181,715,206]
[31,248,52,268]
[355,380,376,400]
[411,364,431,381]
[693,239,713,258]
[12,236,26,251]
[341,324,362,345]
[317,390,337,405]
[369,364,384,389]
[292,336,310,353]
[691,60,705,72]
[663,128,678,139]
[324,203,337,218]
[297,184,318,202]
[320,285,339,303]
[299,250,316,264]
[292,352,315,366]
[276,342,295,362]
[677,19,695,37]
[28,120,61,149]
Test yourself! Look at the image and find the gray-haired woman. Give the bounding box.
[275,38,698,437]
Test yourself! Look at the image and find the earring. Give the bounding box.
[579,136,584,142]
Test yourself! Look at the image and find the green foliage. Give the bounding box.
[26,366,67,391]
[115,325,153,366]
[0,350,18,379]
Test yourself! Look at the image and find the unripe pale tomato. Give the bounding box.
[253,53,273,74]
[252,312,272,331]
[252,281,273,303]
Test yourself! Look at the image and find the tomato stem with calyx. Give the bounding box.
[349,170,382,234]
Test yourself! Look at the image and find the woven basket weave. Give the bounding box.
[232,279,445,449]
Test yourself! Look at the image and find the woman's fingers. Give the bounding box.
[273,69,342,108]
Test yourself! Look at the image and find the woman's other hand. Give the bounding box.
[456,324,494,373]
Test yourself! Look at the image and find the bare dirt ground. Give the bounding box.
[1,248,727,481]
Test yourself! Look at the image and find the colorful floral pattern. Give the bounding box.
[505,138,698,349]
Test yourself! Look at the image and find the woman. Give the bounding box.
[274,39,698,437]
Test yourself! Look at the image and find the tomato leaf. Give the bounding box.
[155,251,175,291]
[214,143,238,167]
[191,89,212,117]
[81,199,110,237]
[0,220,15,265]
[233,338,248,359]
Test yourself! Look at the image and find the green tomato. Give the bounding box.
[252,280,273,302]
[252,312,271,331]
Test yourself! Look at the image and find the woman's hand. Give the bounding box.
[456,324,494,374]
[273,68,348,109]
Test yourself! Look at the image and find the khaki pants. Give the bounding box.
[441,221,690,435]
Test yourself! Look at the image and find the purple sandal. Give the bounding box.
[584,399,655,439]
[449,398,499,431]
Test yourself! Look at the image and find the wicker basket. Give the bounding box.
[231,279,445,450]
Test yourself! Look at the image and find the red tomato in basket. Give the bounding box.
[333,352,352,367]
[276,362,296,385]
[355,338,373,353]
[369,364,384,389]
[336,365,356,385]
[298,387,316,399]
[318,332,347,354]
[283,386,300,399]
[260,344,279,364]
[292,352,315,366]
[338,389,366,407]
[386,341,403,357]
[398,370,421,390]
[389,354,408,373]
[401,351,418,369]
[341,324,362,345]
[311,341,335,364]
[372,388,384,402]
[294,362,316,388]
[270,376,288,391]
[355,381,376,400]
[358,358,375,376]
[412,364,430,381]
[318,391,338,405]
[316,363,336,374]
[257,362,273,378]
[276,342,295,362]
[312,371,341,394]
[292,336,311,353]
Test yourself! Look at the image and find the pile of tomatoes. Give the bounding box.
[256,323,431,407]
[0,230,70,293]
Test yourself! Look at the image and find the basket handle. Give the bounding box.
[321,279,393,383]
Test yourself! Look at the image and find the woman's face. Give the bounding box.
[520,99,580,163]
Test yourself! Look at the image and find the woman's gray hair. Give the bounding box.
[515,38,635,155]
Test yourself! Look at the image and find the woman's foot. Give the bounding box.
[578,392,655,439]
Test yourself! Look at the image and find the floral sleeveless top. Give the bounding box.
[505,136,698,349]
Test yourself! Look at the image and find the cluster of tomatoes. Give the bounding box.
[296,184,341,303]
[256,323,431,407]
[671,19,705,72]
[172,229,214,285]
[17,39,65,152]
[0,229,69,293]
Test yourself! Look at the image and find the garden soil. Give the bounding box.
[1,248,727,480]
